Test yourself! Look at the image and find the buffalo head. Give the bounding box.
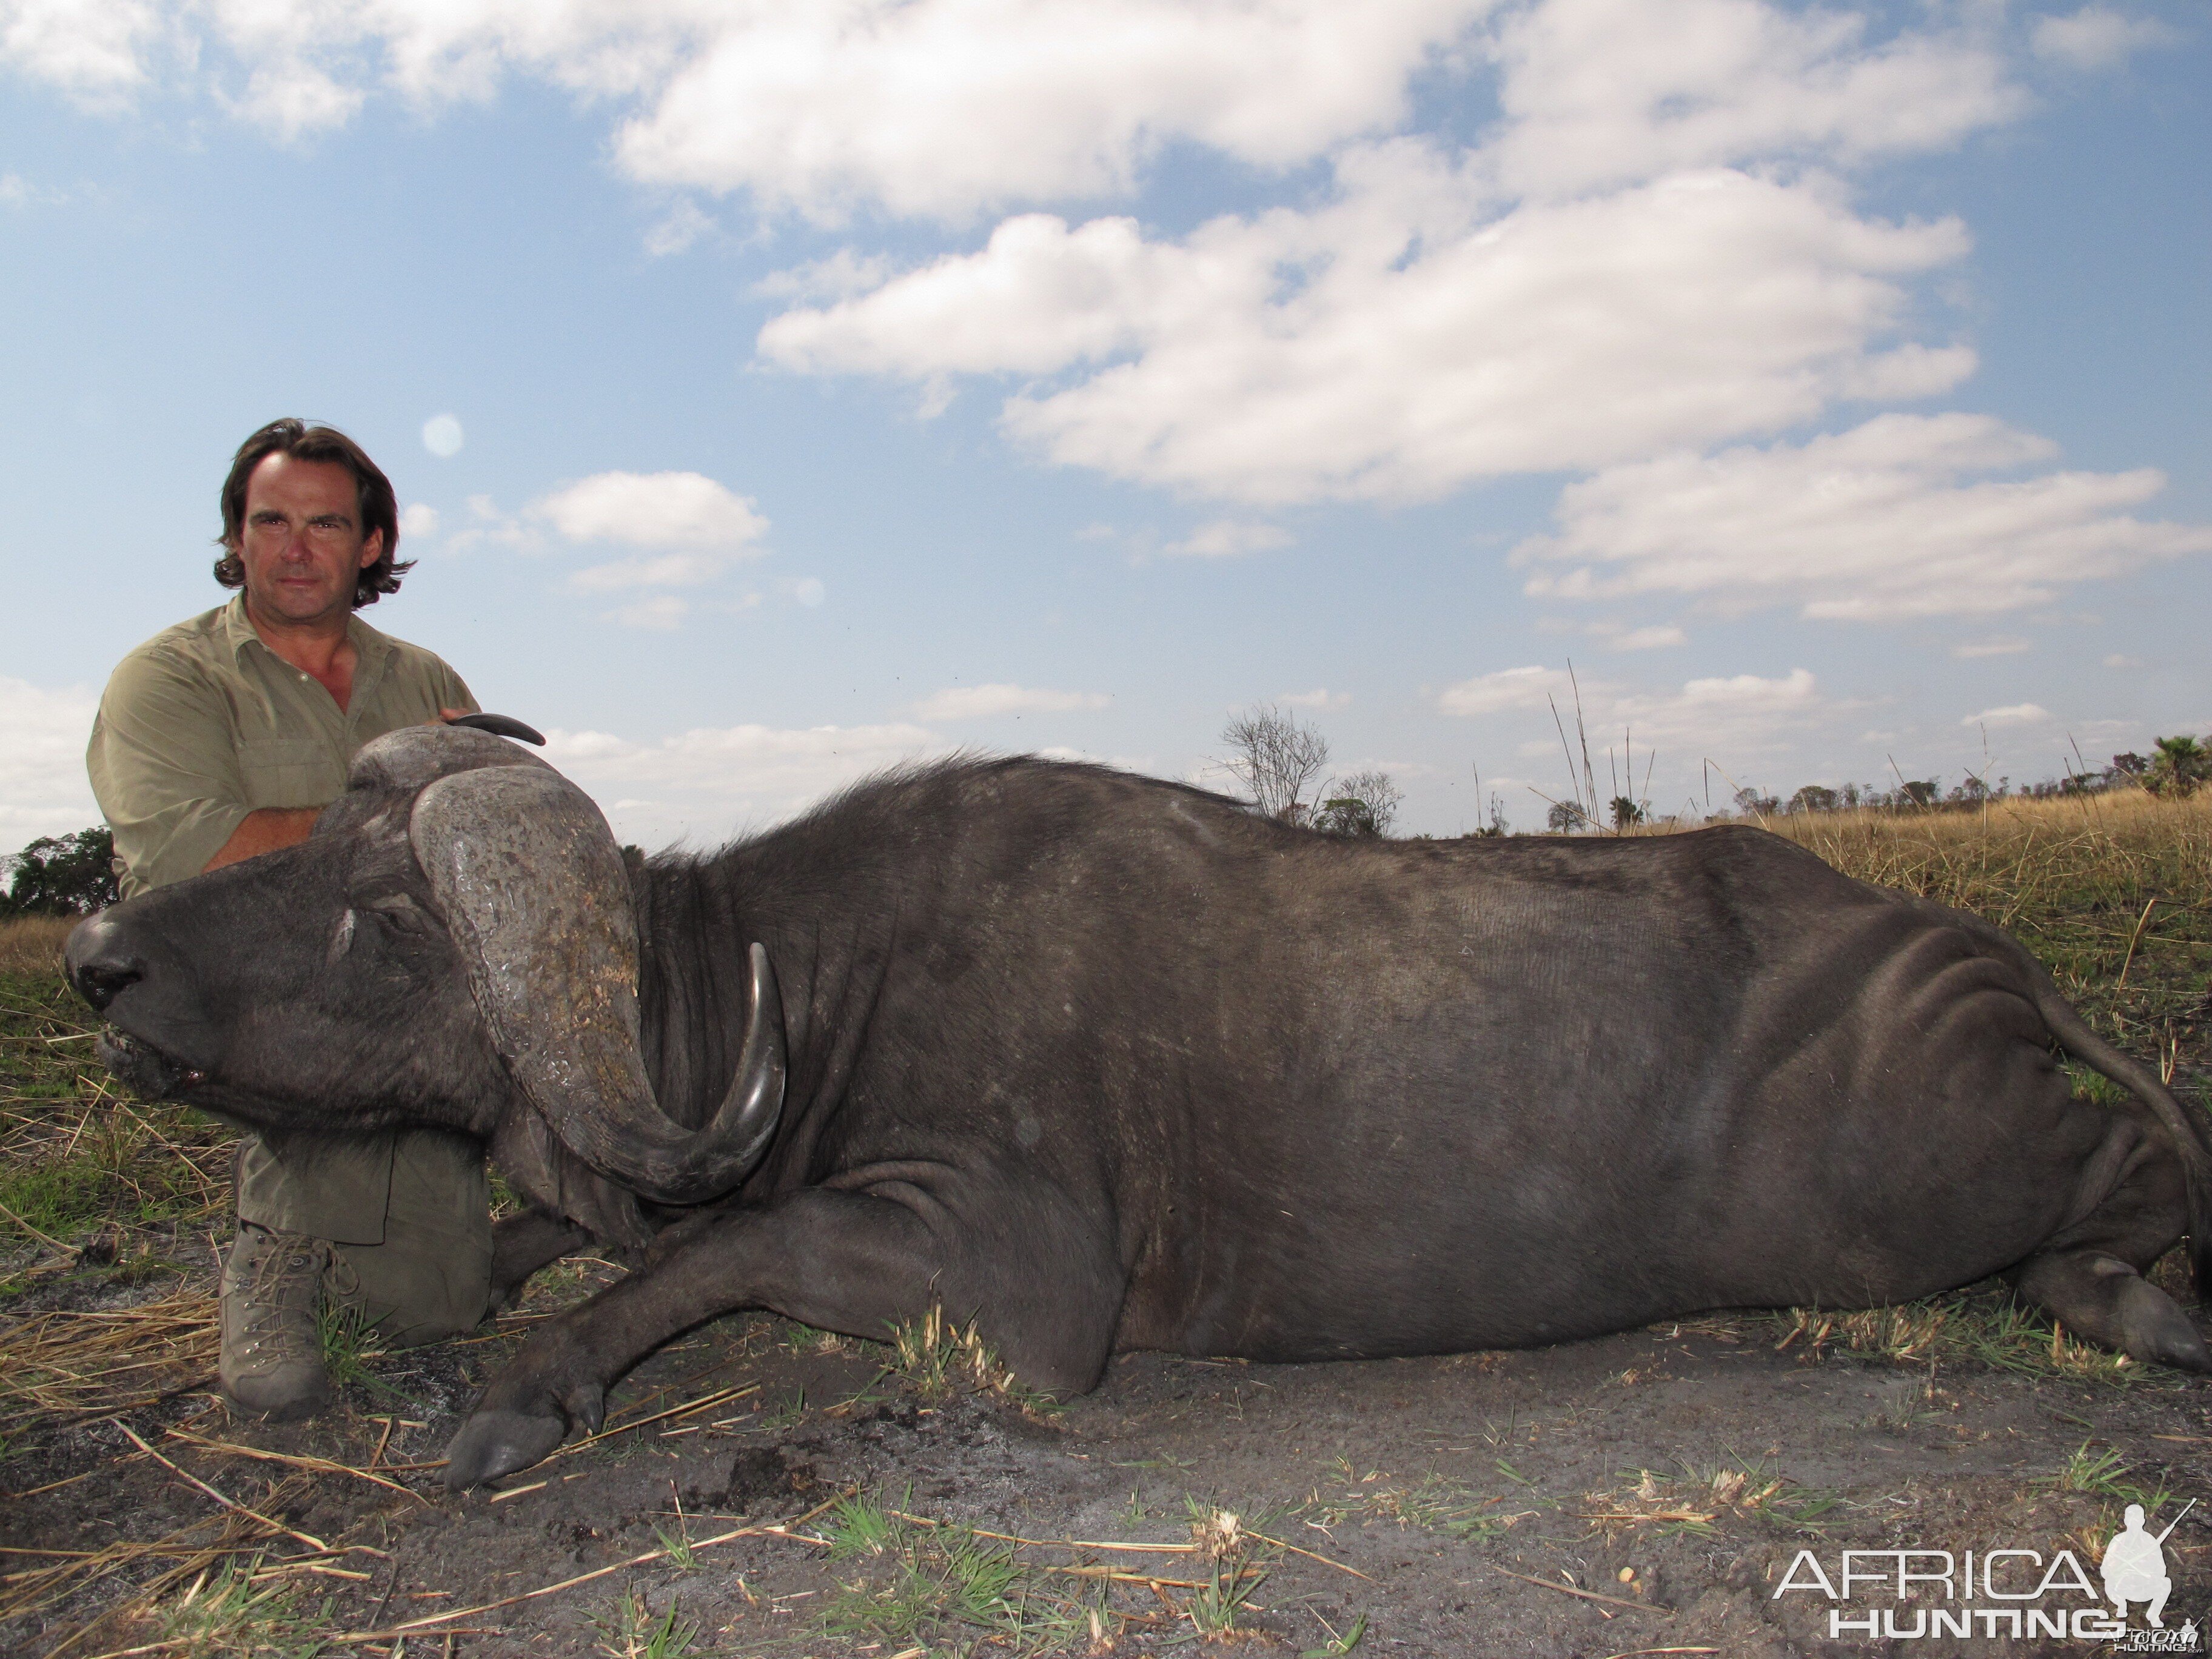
[65,726,786,1231]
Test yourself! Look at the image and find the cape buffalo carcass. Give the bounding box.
[64,726,2212,1488]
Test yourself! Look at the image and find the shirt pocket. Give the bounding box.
[236,738,344,811]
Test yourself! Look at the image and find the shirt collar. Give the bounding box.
[220,592,393,674]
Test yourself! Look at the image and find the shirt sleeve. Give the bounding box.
[86,650,255,895]
[443,662,481,717]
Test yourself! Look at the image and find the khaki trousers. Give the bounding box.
[235,1129,492,1347]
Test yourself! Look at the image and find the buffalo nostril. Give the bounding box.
[73,959,142,1012]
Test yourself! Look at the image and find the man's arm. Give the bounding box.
[89,651,260,894]
[203,808,323,871]
[192,708,472,872]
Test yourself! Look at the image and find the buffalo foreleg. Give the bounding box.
[486,1209,590,1313]
[444,1183,1121,1487]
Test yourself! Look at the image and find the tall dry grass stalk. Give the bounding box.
[0,914,76,977]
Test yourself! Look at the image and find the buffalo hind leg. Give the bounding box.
[2011,1250,2210,1372]
[444,1184,1121,1488]
[2011,1122,2209,1372]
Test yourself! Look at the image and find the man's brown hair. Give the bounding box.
[213,418,414,608]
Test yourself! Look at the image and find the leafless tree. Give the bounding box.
[1219,706,1330,823]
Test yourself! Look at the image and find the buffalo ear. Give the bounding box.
[491,1111,651,1248]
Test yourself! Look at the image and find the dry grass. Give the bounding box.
[0,1287,220,1439]
[1767,1289,2156,1384]
[0,917,74,979]
[0,966,227,1252]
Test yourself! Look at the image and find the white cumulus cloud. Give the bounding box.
[570,552,736,591]
[3,1,1487,220]
[2031,8,2174,72]
[1165,521,1292,559]
[614,0,1486,222]
[1610,666,1822,751]
[910,683,1110,720]
[1515,414,2212,622]
[1590,622,1686,651]
[611,595,691,629]
[535,469,768,549]
[540,472,770,597]
[0,0,163,101]
[1444,662,1827,763]
[1438,664,1577,717]
[1964,703,2051,727]
[762,158,1974,504]
[543,717,948,846]
[1484,0,2022,199]
[0,678,101,843]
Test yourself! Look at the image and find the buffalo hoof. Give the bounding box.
[2116,1278,2212,1373]
[443,1410,568,1490]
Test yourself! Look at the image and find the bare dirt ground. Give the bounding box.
[2,1234,2207,1659]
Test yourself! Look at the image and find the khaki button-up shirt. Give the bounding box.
[88,595,477,896]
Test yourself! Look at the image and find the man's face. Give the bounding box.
[234,452,383,631]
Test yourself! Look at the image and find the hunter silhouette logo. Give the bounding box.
[2103,1501,2187,1628]
[1772,1496,2200,1644]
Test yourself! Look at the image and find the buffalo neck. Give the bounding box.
[626,840,896,1195]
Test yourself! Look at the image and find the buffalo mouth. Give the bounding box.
[96,1027,201,1099]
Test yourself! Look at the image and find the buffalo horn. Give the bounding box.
[409,765,786,1205]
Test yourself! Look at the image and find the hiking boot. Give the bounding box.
[218,1224,337,1419]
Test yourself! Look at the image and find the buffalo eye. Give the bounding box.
[364,893,434,938]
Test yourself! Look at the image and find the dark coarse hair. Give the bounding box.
[213,418,414,608]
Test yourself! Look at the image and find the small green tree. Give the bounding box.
[1732,786,1780,817]
[1546,800,1589,833]
[1313,769,1403,838]
[1,828,119,917]
[1786,785,1838,815]
[1609,796,1644,829]
[2144,735,2211,799]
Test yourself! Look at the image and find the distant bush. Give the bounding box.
[2144,736,2211,800]
[1,828,118,918]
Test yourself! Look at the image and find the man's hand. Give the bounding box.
[203,807,323,872]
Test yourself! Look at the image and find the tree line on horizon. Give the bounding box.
[1218,705,2212,842]
[5,731,2208,918]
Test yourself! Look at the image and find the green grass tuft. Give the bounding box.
[822,1495,1078,1652]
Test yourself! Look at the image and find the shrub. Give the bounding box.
[1,828,118,917]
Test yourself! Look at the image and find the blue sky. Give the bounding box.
[2,0,2205,848]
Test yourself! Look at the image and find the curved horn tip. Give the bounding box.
[446,712,548,746]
